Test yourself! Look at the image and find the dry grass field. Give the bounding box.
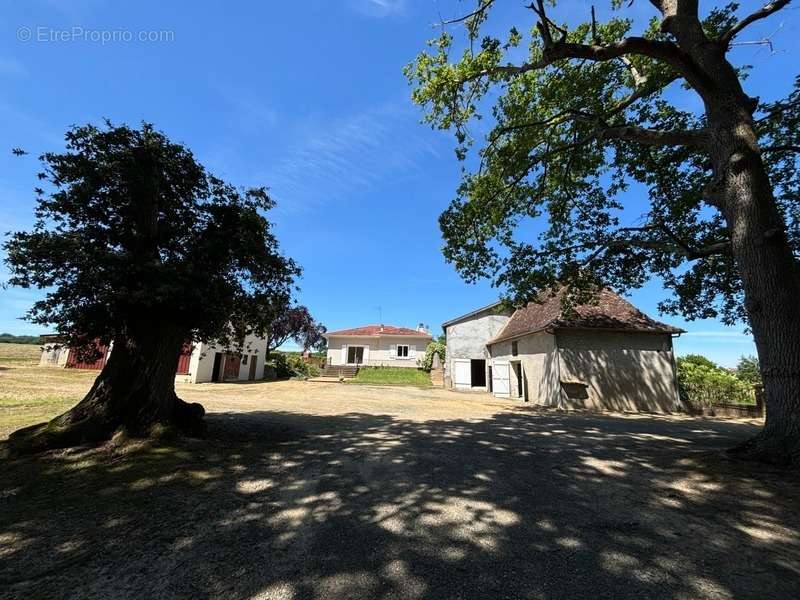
[0,343,40,364]
[0,344,98,439]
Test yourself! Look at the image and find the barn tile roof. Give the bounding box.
[489,288,683,344]
[325,325,432,338]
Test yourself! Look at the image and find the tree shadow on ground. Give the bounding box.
[1,407,798,599]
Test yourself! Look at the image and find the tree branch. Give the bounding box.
[604,236,730,260]
[761,144,800,154]
[719,0,792,47]
[479,36,690,80]
[459,7,709,93]
[755,98,800,123]
[440,0,495,26]
[598,124,709,148]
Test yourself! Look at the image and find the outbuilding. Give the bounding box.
[442,302,514,391]
[39,334,269,384]
[443,290,684,413]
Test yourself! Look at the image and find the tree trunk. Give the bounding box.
[708,100,800,466]
[8,330,205,455]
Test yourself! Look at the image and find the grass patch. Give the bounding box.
[0,359,96,440]
[347,367,431,387]
[0,342,42,365]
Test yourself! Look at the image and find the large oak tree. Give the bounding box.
[4,122,299,454]
[406,1,800,464]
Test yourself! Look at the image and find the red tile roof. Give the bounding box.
[489,288,683,344]
[325,325,432,338]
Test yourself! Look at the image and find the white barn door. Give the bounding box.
[453,359,471,389]
[492,361,510,398]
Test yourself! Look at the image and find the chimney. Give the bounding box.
[417,322,426,333]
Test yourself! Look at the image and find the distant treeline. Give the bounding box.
[0,333,42,345]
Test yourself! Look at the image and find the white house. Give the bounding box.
[442,290,684,413]
[40,333,268,384]
[324,325,432,368]
[175,334,268,383]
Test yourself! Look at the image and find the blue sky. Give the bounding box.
[0,0,796,366]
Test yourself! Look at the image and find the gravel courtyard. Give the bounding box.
[2,379,799,599]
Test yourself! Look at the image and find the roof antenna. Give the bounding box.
[376,305,382,326]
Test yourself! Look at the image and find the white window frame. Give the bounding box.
[347,345,365,365]
[396,344,410,359]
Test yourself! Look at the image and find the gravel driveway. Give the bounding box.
[2,380,799,599]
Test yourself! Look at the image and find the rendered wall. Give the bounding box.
[555,330,679,413]
[444,308,511,388]
[178,335,269,384]
[325,335,431,368]
[488,332,559,404]
[39,343,69,367]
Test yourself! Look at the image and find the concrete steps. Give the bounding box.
[318,365,359,379]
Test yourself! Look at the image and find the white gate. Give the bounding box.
[453,359,471,389]
[492,361,510,398]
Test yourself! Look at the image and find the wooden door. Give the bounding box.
[453,359,471,388]
[223,353,241,380]
[492,361,510,398]
[248,356,257,381]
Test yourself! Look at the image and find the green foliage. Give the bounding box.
[270,353,291,378]
[0,333,41,345]
[3,122,299,357]
[260,303,326,355]
[680,354,719,370]
[270,352,319,379]
[676,355,754,406]
[405,3,799,324]
[421,340,446,372]
[735,355,762,385]
[347,367,432,387]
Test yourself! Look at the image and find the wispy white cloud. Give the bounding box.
[220,87,278,131]
[351,0,407,18]
[41,0,106,19]
[257,102,442,213]
[0,58,28,78]
[0,100,63,148]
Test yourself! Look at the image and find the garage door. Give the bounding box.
[492,361,510,398]
[453,359,471,388]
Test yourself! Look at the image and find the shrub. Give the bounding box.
[679,354,719,369]
[735,355,762,385]
[269,352,319,379]
[270,353,291,378]
[420,340,446,372]
[287,354,319,378]
[676,356,754,406]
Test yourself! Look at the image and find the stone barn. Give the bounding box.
[442,290,684,413]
